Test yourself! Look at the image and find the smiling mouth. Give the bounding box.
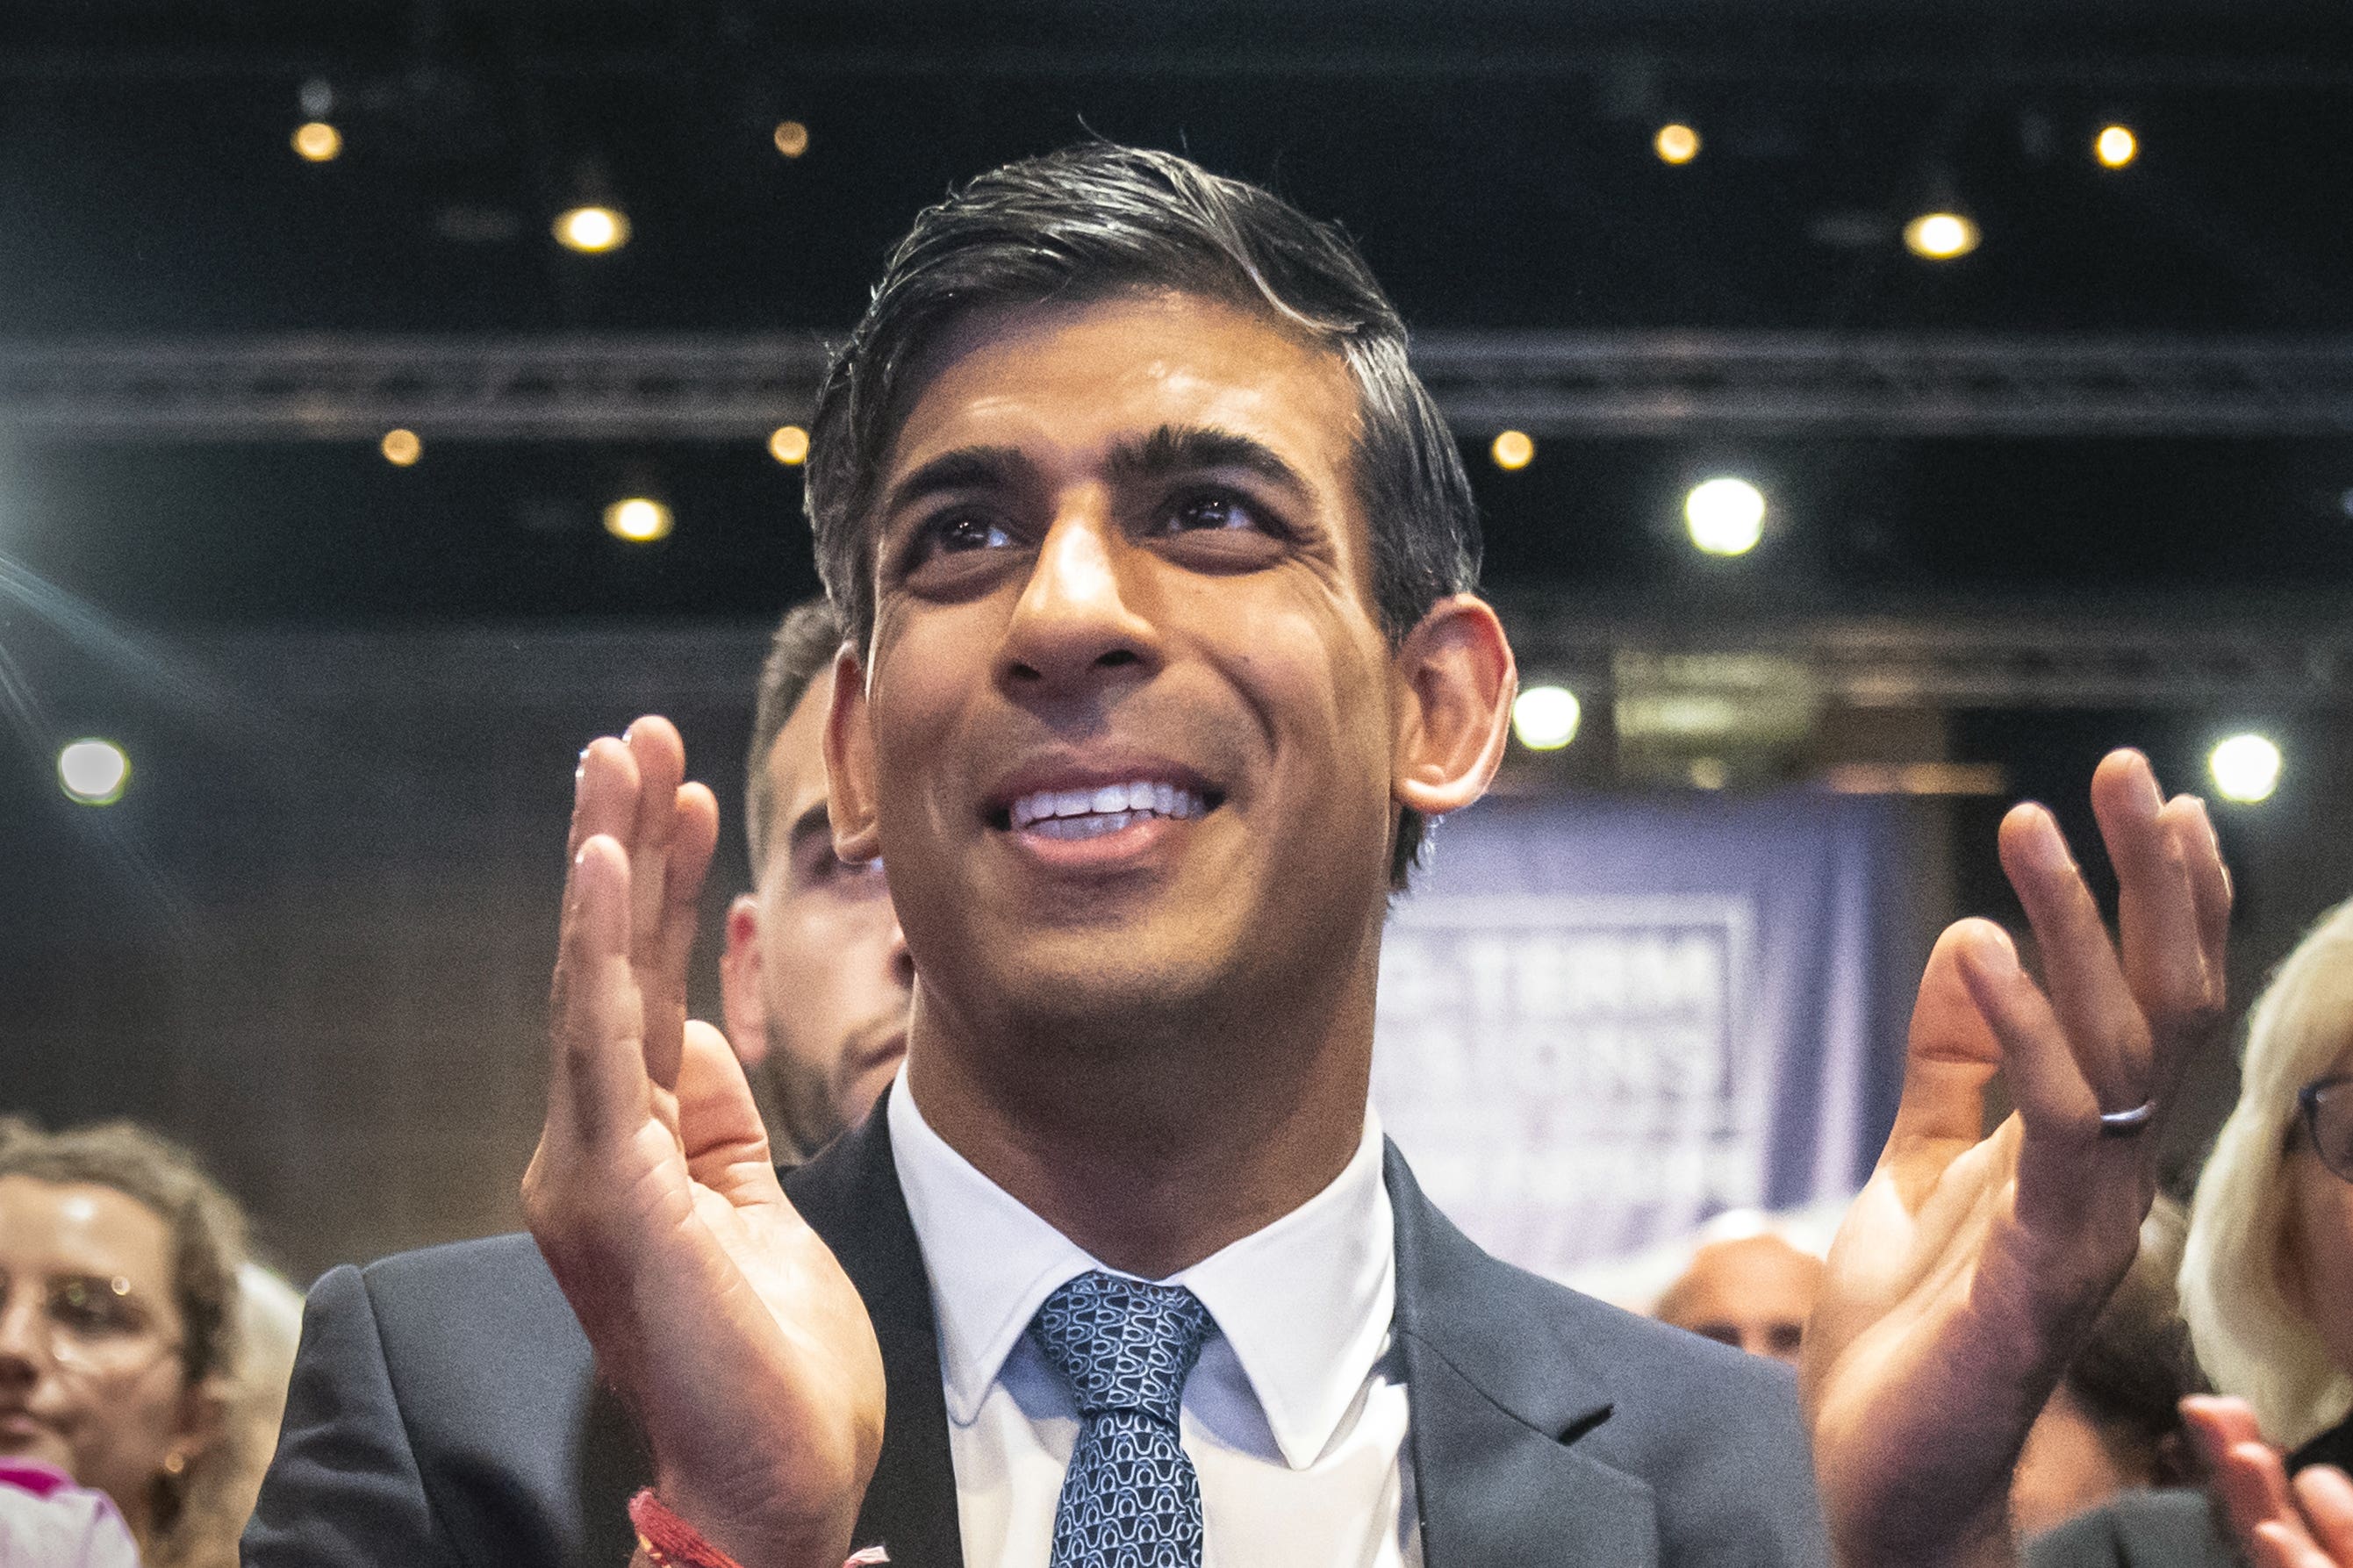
[997,779,1218,841]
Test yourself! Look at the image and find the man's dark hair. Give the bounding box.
[803,141,1481,887]
[745,597,845,874]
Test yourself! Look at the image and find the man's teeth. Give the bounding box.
[1009,781,1207,833]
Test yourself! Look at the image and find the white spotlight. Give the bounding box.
[1685,477,1766,556]
[1512,685,1582,751]
[2209,733,2281,804]
[58,739,130,805]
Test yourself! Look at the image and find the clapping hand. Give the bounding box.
[522,717,885,1568]
[1804,750,2231,1568]
[2184,1396,2353,1568]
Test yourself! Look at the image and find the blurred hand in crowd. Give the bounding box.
[1803,749,2231,1568]
[2186,1398,2353,1568]
[521,717,885,1568]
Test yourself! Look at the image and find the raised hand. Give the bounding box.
[521,717,885,1568]
[1803,749,2231,1568]
[2184,1396,2353,1568]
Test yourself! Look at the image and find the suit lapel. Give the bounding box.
[1388,1146,1660,1568]
[785,1092,965,1567]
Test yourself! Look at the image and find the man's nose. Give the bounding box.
[997,505,1160,695]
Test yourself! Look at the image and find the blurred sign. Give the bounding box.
[1374,791,1904,1278]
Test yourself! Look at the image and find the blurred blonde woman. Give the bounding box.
[2179,897,2353,1466]
[2029,899,2353,1567]
[0,1120,276,1568]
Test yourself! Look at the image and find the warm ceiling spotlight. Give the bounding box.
[1904,211,1981,261]
[2209,733,2282,804]
[380,428,422,467]
[58,739,130,805]
[1653,123,1701,165]
[768,424,810,465]
[1512,686,1582,751]
[1490,430,1536,470]
[291,121,342,162]
[555,205,630,254]
[1685,476,1766,556]
[772,119,811,159]
[603,497,673,542]
[2094,125,2139,168]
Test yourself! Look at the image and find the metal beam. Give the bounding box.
[5,331,2353,441]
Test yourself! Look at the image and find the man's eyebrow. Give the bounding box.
[879,445,1034,515]
[784,800,834,856]
[1107,425,1308,493]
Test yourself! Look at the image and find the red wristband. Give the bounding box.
[627,1489,887,1568]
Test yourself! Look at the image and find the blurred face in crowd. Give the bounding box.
[828,290,1410,1047]
[1654,1234,1826,1364]
[0,1175,213,1534]
[2011,1382,2145,1540]
[722,662,915,1159]
[2283,1054,2353,1376]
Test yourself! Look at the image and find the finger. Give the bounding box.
[2250,1521,2335,1568]
[2182,1394,2269,1467]
[639,783,721,1092]
[2093,753,2224,1102]
[624,717,688,956]
[675,1019,786,1208]
[1954,916,2101,1139]
[1887,921,2008,1155]
[567,736,640,861]
[2298,1467,2353,1564]
[2169,793,2233,999]
[549,835,649,1145]
[1998,799,2147,1110]
[2214,1438,2320,1560]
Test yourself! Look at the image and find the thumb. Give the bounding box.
[1887,920,2009,1160]
[676,1020,783,1206]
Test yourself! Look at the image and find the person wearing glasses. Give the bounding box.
[2031,899,2353,1567]
[0,1120,262,1568]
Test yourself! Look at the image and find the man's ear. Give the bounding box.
[821,642,883,864]
[718,893,771,1069]
[1392,593,1516,819]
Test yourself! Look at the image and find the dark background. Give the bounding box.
[4,0,2351,1279]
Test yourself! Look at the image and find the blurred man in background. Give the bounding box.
[1654,1223,1826,1365]
[719,598,914,1163]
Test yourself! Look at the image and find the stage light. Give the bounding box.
[1685,476,1765,555]
[1904,211,1980,260]
[2209,733,2281,804]
[2094,125,2138,168]
[58,739,129,805]
[1491,430,1535,470]
[604,498,673,542]
[555,205,630,254]
[1512,686,1581,750]
[1688,757,1730,791]
[291,122,342,162]
[1654,124,1701,165]
[768,424,810,465]
[773,120,810,158]
[380,428,422,466]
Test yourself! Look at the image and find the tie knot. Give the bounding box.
[1030,1271,1214,1425]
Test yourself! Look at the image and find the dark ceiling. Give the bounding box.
[1,0,2350,626]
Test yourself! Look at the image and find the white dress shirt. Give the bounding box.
[887,1070,1422,1568]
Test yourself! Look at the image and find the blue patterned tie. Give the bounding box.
[1031,1270,1215,1568]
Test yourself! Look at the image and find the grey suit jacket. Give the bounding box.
[245,1098,1829,1566]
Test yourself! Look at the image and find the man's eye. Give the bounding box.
[1165,493,1261,533]
[925,512,1014,555]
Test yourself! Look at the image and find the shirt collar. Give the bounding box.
[886,1064,1395,1471]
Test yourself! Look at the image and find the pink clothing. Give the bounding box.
[0,1461,141,1568]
